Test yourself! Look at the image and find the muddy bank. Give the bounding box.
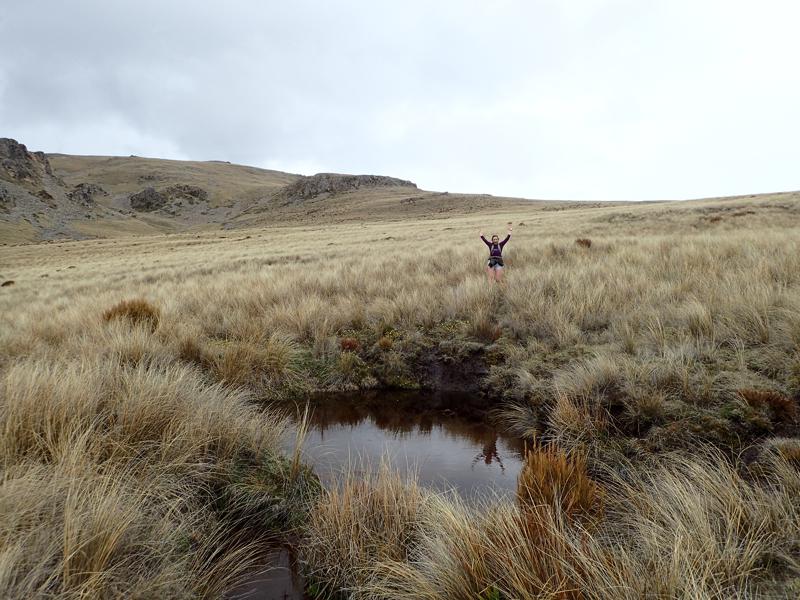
[418,344,491,394]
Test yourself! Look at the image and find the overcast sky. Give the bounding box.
[1,1,798,200]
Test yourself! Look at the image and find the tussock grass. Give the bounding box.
[212,332,304,393]
[1,195,799,595]
[102,297,161,331]
[305,451,800,599]
[517,444,603,524]
[0,355,314,597]
[738,388,798,425]
[302,461,424,596]
[761,437,800,468]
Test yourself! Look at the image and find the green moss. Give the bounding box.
[430,318,469,337]
[643,407,744,452]
[215,452,321,531]
[480,587,505,600]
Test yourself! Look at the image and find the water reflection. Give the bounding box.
[284,390,525,498]
[473,437,505,472]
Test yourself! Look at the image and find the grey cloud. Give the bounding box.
[1,0,798,199]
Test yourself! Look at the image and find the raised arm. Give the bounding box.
[499,224,512,247]
[479,231,491,247]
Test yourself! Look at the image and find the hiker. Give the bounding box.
[479,225,512,283]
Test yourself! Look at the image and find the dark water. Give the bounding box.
[228,391,525,599]
[226,545,305,600]
[288,390,525,497]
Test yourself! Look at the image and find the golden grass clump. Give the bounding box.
[0,358,284,466]
[762,437,800,468]
[516,444,603,524]
[0,463,195,598]
[212,333,303,392]
[302,462,425,596]
[102,297,160,331]
[547,392,609,450]
[177,336,213,368]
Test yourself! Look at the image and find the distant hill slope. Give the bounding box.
[6,137,795,245]
[1,138,545,243]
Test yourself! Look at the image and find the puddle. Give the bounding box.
[288,390,525,497]
[230,390,525,599]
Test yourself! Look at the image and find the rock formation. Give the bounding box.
[0,138,54,185]
[276,173,416,202]
[129,187,167,211]
[68,183,107,205]
[165,184,207,204]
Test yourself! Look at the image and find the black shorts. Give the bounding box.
[487,257,504,269]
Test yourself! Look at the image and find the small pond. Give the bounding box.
[227,390,525,599]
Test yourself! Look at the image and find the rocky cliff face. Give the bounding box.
[275,173,417,202]
[0,138,122,242]
[0,138,54,185]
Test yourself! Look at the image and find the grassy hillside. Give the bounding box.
[1,191,799,597]
[48,152,553,228]
[48,153,299,209]
[1,148,548,242]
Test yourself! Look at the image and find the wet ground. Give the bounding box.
[228,390,525,599]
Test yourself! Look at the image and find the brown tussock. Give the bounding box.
[340,337,360,351]
[772,440,800,467]
[516,444,604,526]
[739,388,797,423]
[102,298,160,331]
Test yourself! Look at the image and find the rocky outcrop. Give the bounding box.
[0,138,53,184]
[165,184,207,204]
[276,173,417,202]
[128,184,208,213]
[129,187,166,211]
[68,183,107,205]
